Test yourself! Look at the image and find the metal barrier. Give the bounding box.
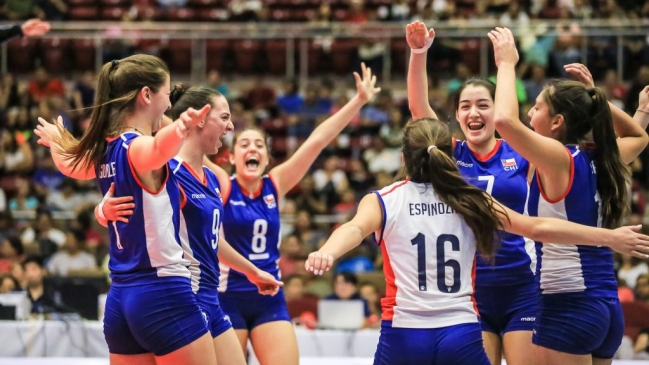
[2,19,648,84]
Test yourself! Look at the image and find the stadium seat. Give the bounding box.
[100,0,132,6]
[71,39,97,72]
[391,38,408,75]
[197,8,228,21]
[461,39,481,74]
[233,40,262,74]
[41,38,71,75]
[69,6,99,20]
[265,40,288,75]
[165,7,197,21]
[271,9,291,21]
[7,38,38,74]
[330,39,358,75]
[67,0,95,5]
[167,39,192,74]
[206,39,232,72]
[271,136,288,154]
[187,0,221,7]
[100,7,129,20]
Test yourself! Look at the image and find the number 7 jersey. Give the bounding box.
[219,174,282,292]
[375,180,479,329]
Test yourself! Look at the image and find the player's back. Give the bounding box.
[376,180,479,329]
[96,132,190,284]
[527,145,617,297]
[170,157,223,294]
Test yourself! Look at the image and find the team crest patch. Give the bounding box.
[215,187,222,202]
[501,158,518,170]
[264,194,277,209]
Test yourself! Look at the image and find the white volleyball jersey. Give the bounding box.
[375,180,479,329]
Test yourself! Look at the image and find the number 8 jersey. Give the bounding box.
[219,174,282,292]
[375,180,479,328]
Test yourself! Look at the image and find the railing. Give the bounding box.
[2,19,648,84]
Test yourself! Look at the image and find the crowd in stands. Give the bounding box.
[1,0,649,358]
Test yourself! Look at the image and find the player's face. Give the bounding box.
[233,129,269,181]
[527,92,554,138]
[201,95,233,155]
[150,74,172,132]
[455,85,495,147]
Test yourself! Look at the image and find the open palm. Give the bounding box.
[355,62,381,104]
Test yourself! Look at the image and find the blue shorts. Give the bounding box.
[533,294,624,359]
[374,321,491,365]
[218,289,291,331]
[196,290,232,338]
[474,282,540,334]
[103,277,210,356]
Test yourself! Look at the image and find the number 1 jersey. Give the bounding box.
[219,174,281,292]
[375,180,480,329]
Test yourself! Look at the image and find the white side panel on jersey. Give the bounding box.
[218,263,230,292]
[141,185,192,279]
[178,210,202,293]
[537,197,586,294]
[378,181,479,329]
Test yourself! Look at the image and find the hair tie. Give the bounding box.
[111,59,119,69]
[427,145,437,153]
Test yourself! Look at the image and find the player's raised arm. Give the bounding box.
[406,21,438,120]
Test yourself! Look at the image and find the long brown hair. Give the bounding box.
[543,80,629,228]
[54,55,169,172]
[401,118,507,260]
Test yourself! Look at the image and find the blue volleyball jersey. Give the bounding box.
[454,139,536,286]
[96,132,190,285]
[220,175,281,292]
[527,145,617,298]
[170,157,223,293]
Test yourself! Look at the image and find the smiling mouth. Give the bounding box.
[468,122,484,131]
[245,157,260,169]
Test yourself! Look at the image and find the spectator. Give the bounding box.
[359,281,382,327]
[27,67,65,106]
[363,136,401,175]
[347,159,376,196]
[22,256,56,315]
[0,274,19,293]
[0,235,23,274]
[379,108,406,148]
[8,179,39,213]
[21,210,66,250]
[47,229,97,277]
[40,0,67,21]
[524,64,548,103]
[0,73,21,109]
[204,70,229,99]
[293,175,328,215]
[279,234,307,277]
[617,255,649,289]
[157,0,187,8]
[46,178,87,212]
[0,2,44,21]
[293,210,327,251]
[333,190,357,217]
[0,131,34,175]
[284,274,319,327]
[71,71,96,111]
[11,261,25,289]
[0,212,14,239]
[312,156,349,208]
[360,90,392,126]
[325,272,371,326]
[636,274,649,304]
[32,155,66,195]
[277,79,303,116]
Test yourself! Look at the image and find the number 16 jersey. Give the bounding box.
[375,180,479,329]
[219,174,282,292]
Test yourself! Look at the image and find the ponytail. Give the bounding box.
[588,87,629,228]
[403,118,507,260]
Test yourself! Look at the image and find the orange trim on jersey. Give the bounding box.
[469,139,502,162]
[380,179,409,197]
[126,142,169,195]
[182,161,207,186]
[178,183,187,209]
[470,257,479,316]
[106,135,120,143]
[222,179,231,205]
[452,137,457,151]
[536,147,574,204]
[380,240,398,322]
[236,177,264,199]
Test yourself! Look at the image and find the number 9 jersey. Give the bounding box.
[375,180,479,328]
[219,174,282,292]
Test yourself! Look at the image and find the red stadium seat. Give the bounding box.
[306,40,324,74]
[167,39,192,74]
[7,38,38,74]
[69,6,99,20]
[187,0,221,7]
[330,39,358,75]
[41,38,71,75]
[101,7,129,20]
[461,39,480,75]
[265,40,287,75]
[271,9,291,21]
[391,38,408,75]
[233,40,262,75]
[261,117,288,134]
[165,7,197,21]
[71,39,97,72]
[197,8,228,21]
[271,136,288,154]
[100,0,132,5]
[67,0,95,5]
[206,39,232,72]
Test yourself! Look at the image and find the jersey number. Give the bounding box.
[249,219,269,260]
[211,209,221,250]
[478,175,495,195]
[410,233,461,293]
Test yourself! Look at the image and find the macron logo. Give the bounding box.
[191,194,206,199]
[456,161,473,168]
[520,317,536,322]
[230,200,246,206]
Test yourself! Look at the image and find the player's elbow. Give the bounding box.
[493,115,514,130]
[527,219,553,243]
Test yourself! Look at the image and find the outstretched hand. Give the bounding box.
[610,225,649,260]
[177,104,211,135]
[305,251,334,275]
[354,62,382,104]
[563,63,595,89]
[638,86,649,112]
[487,27,519,68]
[406,21,435,50]
[34,116,64,148]
[21,19,50,37]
